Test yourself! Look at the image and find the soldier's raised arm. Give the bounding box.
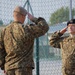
[26,12,49,38]
[49,27,67,48]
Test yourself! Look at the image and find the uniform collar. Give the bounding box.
[13,21,23,24]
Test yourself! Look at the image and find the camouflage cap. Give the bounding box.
[67,19,75,26]
[14,6,27,16]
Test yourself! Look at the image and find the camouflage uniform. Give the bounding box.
[50,31,75,75]
[0,17,49,75]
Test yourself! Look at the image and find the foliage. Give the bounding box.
[0,20,3,26]
[50,7,75,25]
[10,20,13,23]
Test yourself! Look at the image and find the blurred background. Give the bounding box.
[0,0,75,75]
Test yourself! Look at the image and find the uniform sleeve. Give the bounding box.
[25,17,49,38]
[0,30,6,70]
[49,31,63,49]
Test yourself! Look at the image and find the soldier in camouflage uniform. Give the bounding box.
[49,19,75,75]
[0,6,49,75]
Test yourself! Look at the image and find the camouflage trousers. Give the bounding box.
[5,67,32,75]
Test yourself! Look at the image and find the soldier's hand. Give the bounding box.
[27,12,35,21]
[60,27,68,34]
[1,65,4,70]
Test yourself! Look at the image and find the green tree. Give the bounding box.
[0,19,3,26]
[50,7,75,25]
[10,20,13,23]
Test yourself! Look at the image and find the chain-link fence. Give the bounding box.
[0,0,75,75]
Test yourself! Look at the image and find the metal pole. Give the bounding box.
[28,2,34,15]
[27,0,30,23]
[69,0,72,20]
[23,0,27,7]
[36,38,40,75]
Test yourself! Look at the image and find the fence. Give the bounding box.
[0,0,75,75]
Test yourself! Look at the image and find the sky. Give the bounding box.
[0,0,75,24]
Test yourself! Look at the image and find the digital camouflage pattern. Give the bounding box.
[50,32,75,75]
[0,17,49,71]
[6,67,32,75]
[0,31,6,70]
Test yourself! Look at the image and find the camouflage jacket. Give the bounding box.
[0,17,49,71]
[50,31,75,75]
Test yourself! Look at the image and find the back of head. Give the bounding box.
[67,19,75,26]
[14,6,27,16]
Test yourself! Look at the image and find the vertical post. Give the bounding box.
[46,33,49,58]
[27,0,30,23]
[69,0,72,20]
[36,38,39,75]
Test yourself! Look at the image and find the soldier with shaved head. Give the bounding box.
[0,6,49,75]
